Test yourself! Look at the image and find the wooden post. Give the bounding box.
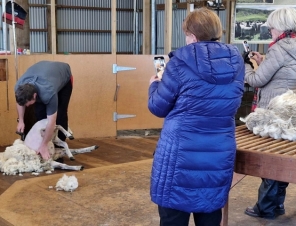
[258,44,264,54]
[225,0,231,44]
[51,0,56,54]
[221,198,229,226]
[111,0,117,54]
[164,0,172,54]
[187,2,194,14]
[143,0,151,54]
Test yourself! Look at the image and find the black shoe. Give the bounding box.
[275,204,285,215]
[245,206,276,219]
[245,206,260,218]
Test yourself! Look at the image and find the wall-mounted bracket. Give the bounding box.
[112,64,136,74]
[113,112,136,122]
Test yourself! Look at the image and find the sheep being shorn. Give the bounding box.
[0,139,98,175]
[24,119,76,160]
[0,119,99,176]
[241,90,296,141]
[0,139,51,175]
[0,138,98,175]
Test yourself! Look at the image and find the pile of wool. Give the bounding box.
[241,90,296,141]
[0,139,52,175]
[268,90,296,126]
[55,174,78,192]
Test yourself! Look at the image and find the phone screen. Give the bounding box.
[153,56,166,79]
[243,41,250,52]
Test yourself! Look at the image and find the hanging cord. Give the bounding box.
[11,0,19,81]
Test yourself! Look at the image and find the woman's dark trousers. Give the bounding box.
[158,205,222,226]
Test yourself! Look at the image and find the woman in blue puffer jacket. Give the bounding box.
[148,7,245,226]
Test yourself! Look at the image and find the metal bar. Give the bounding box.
[151,0,156,54]
[11,0,18,80]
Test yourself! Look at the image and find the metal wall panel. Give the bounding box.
[0,4,10,51]
[57,0,111,7]
[172,9,186,50]
[27,0,141,53]
[56,0,112,53]
[116,0,143,54]
[29,0,48,53]
[156,10,164,54]
[7,1,270,54]
[156,0,165,4]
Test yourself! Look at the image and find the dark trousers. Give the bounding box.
[255,178,289,218]
[158,206,222,226]
[34,78,73,141]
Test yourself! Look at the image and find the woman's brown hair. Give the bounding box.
[182,7,222,41]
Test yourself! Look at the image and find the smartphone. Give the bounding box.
[242,40,253,57]
[243,40,250,52]
[153,56,166,79]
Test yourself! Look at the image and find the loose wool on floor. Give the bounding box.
[0,159,160,226]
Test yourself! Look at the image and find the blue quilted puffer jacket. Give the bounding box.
[148,41,245,213]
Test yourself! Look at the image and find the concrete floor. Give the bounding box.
[1,164,296,226]
[1,134,296,226]
[227,176,296,226]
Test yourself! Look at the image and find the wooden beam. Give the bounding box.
[157,2,207,10]
[164,0,172,54]
[225,0,231,44]
[54,5,143,12]
[51,0,56,54]
[157,2,187,10]
[235,149,296,183]
[111,0,116,55]
[142,0,151,54]
[258,44,264,54]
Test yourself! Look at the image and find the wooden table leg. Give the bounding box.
[221,198,229,226]
[221,173,246,226]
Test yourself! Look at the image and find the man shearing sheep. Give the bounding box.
[14,61,73,160]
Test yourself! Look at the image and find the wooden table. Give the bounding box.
[222,125,296,225]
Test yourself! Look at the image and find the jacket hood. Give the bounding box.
[170,41,242,85]
[278,38,296,61]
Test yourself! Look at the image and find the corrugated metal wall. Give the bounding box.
[117,0,143,54]
[5,1,269,54]
[155,1,228,54]
[0,4,10,52]
[153,0,268,55]
[56,0,111,53]
[27,0,143,54]
[29,0,48,53]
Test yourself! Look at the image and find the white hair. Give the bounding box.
[266,7,296,32]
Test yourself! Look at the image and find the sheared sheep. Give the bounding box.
[240,90,296,141]
[24,119,76,160]
[0,120,99,175]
